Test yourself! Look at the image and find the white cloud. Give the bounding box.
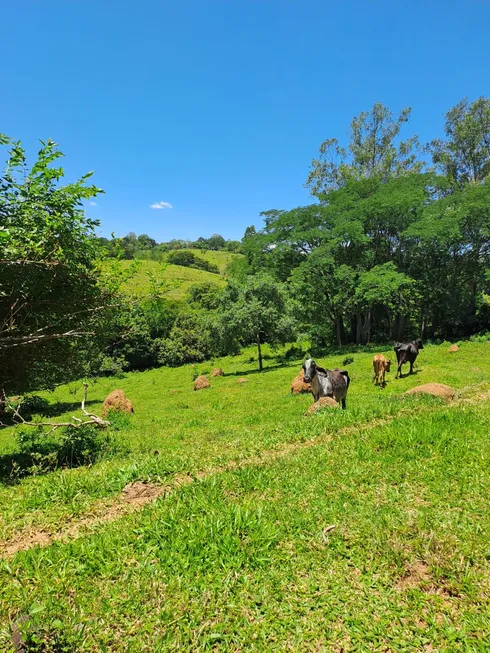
[89,201,97,206]
[150,201,173,210]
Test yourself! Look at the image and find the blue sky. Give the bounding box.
[2,0,489,242]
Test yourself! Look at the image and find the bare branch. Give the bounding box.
[0,330,95,348]
[2,386,110,430]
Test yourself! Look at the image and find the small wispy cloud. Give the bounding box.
[150,201,173,210]
[89,201,97,206]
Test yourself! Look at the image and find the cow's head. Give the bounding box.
[385,360,392,372]
[302,358,316,383]
[414,339,424,350]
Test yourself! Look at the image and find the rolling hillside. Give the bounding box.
[102,250,241,299]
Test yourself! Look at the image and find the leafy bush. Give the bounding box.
[167,250,219,274]
[158,312,212,367]
[10,395,50,419]
[187,282,221,309]
[108,297,178,371]
[97,354,127,377]
[13,423,120,477]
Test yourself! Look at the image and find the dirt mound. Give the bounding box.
[237,377,248,384]
[101,389,134,418]
[121,481,164,506]
[396,560,431,590]
[211,368,224,377]
[194,376,210,390]
[404,383,455,400]
[448,344,459,353]
[290,369,311,395]
[305,396,339,415]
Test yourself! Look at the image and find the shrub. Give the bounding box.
[13,423,120,477]
[158,312,212,367]
[11,395,50,419]
[167,250,219,274]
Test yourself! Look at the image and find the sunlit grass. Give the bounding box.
[1,340,489,650]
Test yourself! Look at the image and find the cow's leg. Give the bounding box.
[341,398,346,409]
[410,361,414,374]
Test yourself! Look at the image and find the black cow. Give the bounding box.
[394,339,423,378]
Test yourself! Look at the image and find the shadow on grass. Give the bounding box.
[395,369,422,380]
[0,452,35,485]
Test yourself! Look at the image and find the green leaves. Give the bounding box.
[0,135,113,395]
[306,102,424,197]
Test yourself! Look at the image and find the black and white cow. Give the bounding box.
[302,358,350,409]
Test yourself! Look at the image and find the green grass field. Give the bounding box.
[105,250,241,299]
[1,341,490,651]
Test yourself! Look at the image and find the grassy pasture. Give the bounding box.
[0,341,489,651]
[104,250,241,299]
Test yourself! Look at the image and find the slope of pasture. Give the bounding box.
[106,259,226,298]
[165,248,241,274]
[1,342,490,650]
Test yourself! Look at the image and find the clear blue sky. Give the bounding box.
[2,0,489,241]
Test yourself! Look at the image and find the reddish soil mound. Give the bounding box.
[211,368,224,377]
[404,383,455,400]
[305,396,339,415]
[101,389,134,418]
[448,344,459,353]
[194,376,210,390]
[237,377,248,384]
[290,369,312,395]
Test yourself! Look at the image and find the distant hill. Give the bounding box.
[163,249,240,274]
[104,250,242,299]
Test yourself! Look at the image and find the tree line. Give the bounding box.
[1,95,490,398]
[239,97,490,345]
[97,232,242,261]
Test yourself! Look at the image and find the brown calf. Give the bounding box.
[372,354,391,387]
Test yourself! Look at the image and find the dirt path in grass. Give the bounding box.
[2,388,488,558]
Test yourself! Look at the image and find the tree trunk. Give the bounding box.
[335,316,345,346]
[257,337,263,371]
[395,315,406,341]
[366,309,372,343]
[356,311,362,345]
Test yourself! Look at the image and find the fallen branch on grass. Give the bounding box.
[1,383,110,432]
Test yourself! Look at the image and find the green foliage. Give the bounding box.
[158,311,213,367]
[14,423,116,477]
[306,102,423,196]
[0,136,114,395]
[186,282,221,309]
[216,275,296,369]
[428,96,490,185]
[97,232,239,260]
[167,249,220,273]
[108,297,178,371]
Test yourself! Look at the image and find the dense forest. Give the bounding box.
[2,97,490,397]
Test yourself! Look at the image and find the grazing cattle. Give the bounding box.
[372,354,391,387]
[302,358,350,409]
[394,339,423,378]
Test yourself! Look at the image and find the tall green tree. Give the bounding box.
[0,135,112,396]
[429,97,490,186]
[306,102,423,197]
[216,276,295,370]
